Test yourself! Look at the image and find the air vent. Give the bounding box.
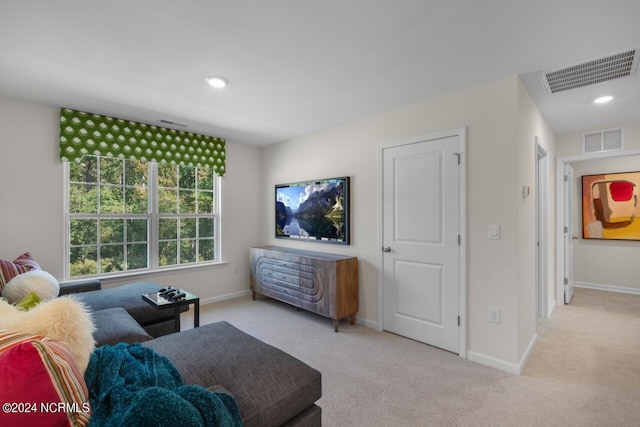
[583,128,623,154]
[159,119,187,128]
[540,49,638,94]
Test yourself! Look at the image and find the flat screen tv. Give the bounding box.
[275,176,350,244]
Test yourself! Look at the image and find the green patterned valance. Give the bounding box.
[59,108,226,176]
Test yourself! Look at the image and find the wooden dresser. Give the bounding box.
[249,246,358,331]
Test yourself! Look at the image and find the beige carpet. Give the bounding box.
[181,288,640,426]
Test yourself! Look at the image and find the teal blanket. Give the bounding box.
[85,343,243,427]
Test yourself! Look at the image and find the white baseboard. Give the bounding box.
[518,333,538,375]
[467,351,520,375]
[547,299,556,318]
[574,281,640,296]
[467,334,537,376]
[356,315,378,330]
[200,289,252,306]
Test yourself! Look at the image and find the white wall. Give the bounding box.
[556,124,640,157]
[0,74,555,372]
[515,80,556,360]
[0,100,63,271]
[570,155,640,292]
[0,97,263,303]
[556,125,640,294]
[261,75,555,371]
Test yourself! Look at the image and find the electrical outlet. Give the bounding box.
[489,307,501,324]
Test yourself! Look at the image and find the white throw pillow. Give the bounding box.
[1,270,60,304]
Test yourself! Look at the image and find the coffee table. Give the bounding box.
[142,288,200,332]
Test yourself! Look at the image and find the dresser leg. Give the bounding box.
[252,291,256,300]
[334,319,339,332]
[350,314,356,325]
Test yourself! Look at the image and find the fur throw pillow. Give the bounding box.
[0,296,95,373]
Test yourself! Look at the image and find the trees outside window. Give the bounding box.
[66,156,219,278]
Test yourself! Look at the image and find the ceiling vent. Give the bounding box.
[540,49,638,94]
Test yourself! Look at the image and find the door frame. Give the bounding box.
[555,147,640,306]
[563,163,575,304]
[377,127,467,358]
[535,138,550,318]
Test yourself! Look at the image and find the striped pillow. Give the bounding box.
[0,252,41,292]
[0,330,91,426]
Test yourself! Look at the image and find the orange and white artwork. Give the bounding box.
[582,171,640,240]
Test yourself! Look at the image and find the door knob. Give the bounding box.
[382,246,391,253]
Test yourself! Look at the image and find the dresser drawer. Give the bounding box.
[249,246,358,331]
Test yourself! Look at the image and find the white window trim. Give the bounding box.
[63,160,223,281]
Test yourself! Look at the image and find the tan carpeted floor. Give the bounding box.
[181,288,640,426]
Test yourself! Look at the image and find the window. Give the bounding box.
[65,155,220,278]
[157,162,216,266]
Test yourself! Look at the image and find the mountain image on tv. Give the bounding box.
[275,177,349,244]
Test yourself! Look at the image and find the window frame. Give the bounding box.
[63,156,222,280]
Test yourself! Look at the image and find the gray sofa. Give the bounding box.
[60,280,322,426]
[60,280,178,340]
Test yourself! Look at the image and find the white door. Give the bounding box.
[564,163,575,303]
[382,135,460,353]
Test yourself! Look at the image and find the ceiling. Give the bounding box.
[1,1,639,147]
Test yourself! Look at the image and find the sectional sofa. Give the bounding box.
[61,280,322,426]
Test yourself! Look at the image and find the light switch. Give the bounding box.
[488,224,500,240]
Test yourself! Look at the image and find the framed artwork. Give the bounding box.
[582,171,640,240]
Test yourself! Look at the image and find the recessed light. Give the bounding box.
[594,95,613,104]
[205,75,228,89]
